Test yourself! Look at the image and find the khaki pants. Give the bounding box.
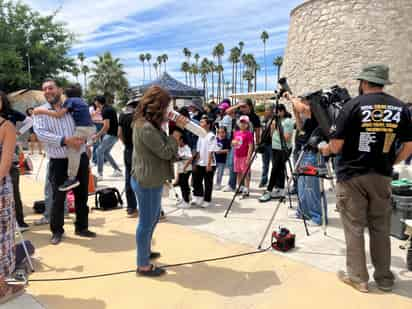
[67,126,96,178]
[336,173,394,283]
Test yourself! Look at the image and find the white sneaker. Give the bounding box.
[215,184,222,191]
[222,185,234,192]
[178,201,191,209]
[200,201,212,208]
[190,196,202,206]
[111,170,123,177]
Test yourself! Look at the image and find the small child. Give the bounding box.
[192,117,218,208]
[215,127,230,190]
[34,83,95,191]
[175,131,193,209]
[232,115,254,198]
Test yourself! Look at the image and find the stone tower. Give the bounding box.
[281,0,412,102]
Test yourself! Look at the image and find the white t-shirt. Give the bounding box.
[196,132,218,167]
[177,145,192,173]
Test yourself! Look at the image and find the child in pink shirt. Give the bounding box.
[232,115,254,198]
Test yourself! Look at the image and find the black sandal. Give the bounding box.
[136,264,166,277]
[150,252,161,259]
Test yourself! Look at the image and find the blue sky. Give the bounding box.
[22,0,303,92]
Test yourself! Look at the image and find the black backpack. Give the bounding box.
[94,187,123,210]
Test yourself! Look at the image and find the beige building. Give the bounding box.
[282,0,412,102]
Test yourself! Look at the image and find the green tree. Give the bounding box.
[229,47,240,98]
[260,31,269,90]
[273,56,283,82]
[183,48,191,64]
[209,61,216,100]
[139,53,146,84]
[181,62,190,85]
[161,54,168,72]
[153,62,159,79]
[191,63,199,88]
[81,65,90,92]
[200,58,210,100]
[243,70,254,92]
[89,52,128,104]
[0,0,74,92]
[145,53,152,80]
[156,55,163,74]
[71,65,80,83]
[213,43,224,102]
[238,41,244,92]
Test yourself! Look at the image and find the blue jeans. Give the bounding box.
[131,178,163,267]
[260,144,272,185]
[227,148,237,189]
[215,163,226,186]
[297,151,322,225]
[92,123,103,164]
[97,135,120,175]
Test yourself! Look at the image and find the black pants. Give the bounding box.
[10,164,25,225]
[193,166,215,202]
[124,148,137,210]
[49,154,89,235]
[267,149,289,192]
[178,171,192,202]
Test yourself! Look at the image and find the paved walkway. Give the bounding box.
[5,141,412,308]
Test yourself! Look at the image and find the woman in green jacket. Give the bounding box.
[131,86,187,277]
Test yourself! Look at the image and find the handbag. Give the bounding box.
[33,200,45,214]
[94,187,123,210]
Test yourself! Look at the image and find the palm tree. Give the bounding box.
[145,53,152,80]
[213,43,225,101]
[241,53,248,92]
[260,31,269,90]
[191,63,199,88]
[81,65,90,93]
[273,56,283,82]
[209,60,216,100]
[77,52,86,88]
[156,56,163,74]
[194,53,200,84]
[243,70,254,92]
[162,54,168,72]
[153,62,159,79]
[71,66,80,83]
[183,48,191,64]
[89,52,128,104]
[139,53,146,84]
[229,47,240,99]
[200,58,210,99]
[181,62,190,85]
[238,41,244,92]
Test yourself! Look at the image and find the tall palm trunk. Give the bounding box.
[142,62,145,83]
[277,65,281,82]
[211,71,215,100]
[185,72,188,85]
[234,63,237,104]
[264,42,267,90]
[232,61,235,97]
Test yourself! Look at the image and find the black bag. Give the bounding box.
[33,200,45,214]
[94,187,123,210]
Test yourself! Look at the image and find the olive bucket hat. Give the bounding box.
[356,64,392,85]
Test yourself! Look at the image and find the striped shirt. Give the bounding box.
[33,102,85,159]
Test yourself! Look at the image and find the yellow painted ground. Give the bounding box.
[20,177,412,309]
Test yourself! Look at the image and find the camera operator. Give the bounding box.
[285,93,323,225]
[320,65,412,293]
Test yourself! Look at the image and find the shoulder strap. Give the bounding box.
[95,191,100,208]
[113,188,123,205]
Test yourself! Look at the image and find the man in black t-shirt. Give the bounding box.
[119,99,138,217]
[321,64,412,293]
[93,96,122,179]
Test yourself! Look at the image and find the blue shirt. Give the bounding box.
[63,97,93,127]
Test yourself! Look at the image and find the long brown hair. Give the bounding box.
[134,86,171,129]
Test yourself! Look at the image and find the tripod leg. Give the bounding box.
[292,150,310,236]
[224,150,258,218]
[258,198,284,249]
[327,160,335,191]
[16,226,34,272]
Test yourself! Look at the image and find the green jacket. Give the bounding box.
[132,120,178,188]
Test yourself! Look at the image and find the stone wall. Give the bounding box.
[282,0,412,102]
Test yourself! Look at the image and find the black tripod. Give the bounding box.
[224,92,305,225]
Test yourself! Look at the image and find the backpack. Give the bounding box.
[94,187,123,210]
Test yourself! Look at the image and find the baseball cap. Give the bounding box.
[239,115,250,123]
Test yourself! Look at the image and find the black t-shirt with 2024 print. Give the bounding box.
[331,92,412,181]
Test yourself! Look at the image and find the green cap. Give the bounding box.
[356,64,392,85]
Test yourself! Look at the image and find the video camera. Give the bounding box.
[303,85,352,139]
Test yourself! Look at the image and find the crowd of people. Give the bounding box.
[0,64,411,301]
